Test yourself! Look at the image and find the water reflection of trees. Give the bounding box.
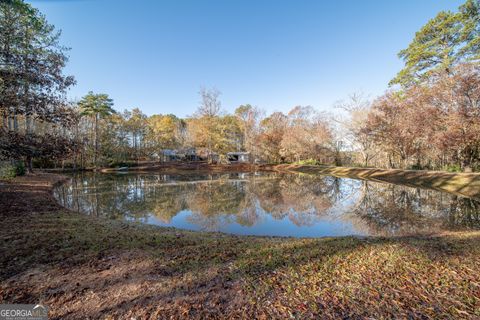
[53,172,480,235]
[253,174,339,226]
[347,181,480,236]
[54,172,341,229]
[445,196,480,229]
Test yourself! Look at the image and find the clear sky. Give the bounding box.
[27,0,465,117]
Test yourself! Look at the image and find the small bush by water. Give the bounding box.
[0,161,25,179]
[443,164,463,173]
[293,159,322,166]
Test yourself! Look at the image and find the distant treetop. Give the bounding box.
[390,0,480,87]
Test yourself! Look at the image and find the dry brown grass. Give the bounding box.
[1,173,479,319]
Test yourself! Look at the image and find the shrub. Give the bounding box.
[0,163,16,179]
[0,161,24,179]
[32,158,55,169]
[15,161,25,176]
[108,160,135,168]
[294,159,320,165]
[409,164,424,170]
[443,164,462,173]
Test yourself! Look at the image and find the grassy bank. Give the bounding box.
[1,174,479,319]
[269,164,480,200]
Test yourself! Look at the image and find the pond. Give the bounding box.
[53,171,480,237]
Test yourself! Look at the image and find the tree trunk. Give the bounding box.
[3,112,8,128]
[81,150,84,170]
[94,114,98,167]
[13,111,18,132]
[25,156,33,173]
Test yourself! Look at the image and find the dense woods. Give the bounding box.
[0,0,76,174]
[1,0,479,173]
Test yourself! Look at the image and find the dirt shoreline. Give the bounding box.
[1,172,479,319]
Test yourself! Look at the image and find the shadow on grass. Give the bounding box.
[2,211,480,319]
[2,172,480,318]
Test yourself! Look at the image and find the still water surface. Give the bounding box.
[54,171,480,237]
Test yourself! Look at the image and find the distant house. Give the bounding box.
[161,149,178,162]
[194,148,219,163]
[181,148,202,161]
[160,148,206,162]
[227,152,250,163]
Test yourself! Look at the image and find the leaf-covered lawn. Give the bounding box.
[1,173,479,319]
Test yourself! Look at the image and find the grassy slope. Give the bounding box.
[0,173,479,319]
[269,164,480,200]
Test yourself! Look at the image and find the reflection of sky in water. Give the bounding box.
[139,209,366,238]
[54,172,480,237]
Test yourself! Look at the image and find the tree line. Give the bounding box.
[0,0,76,173]
[342,0,480,171]
[1,0,479,173]
[68,90,335,168]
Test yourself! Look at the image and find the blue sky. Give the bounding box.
[28,0,464,117]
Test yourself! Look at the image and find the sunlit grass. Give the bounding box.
[2,209,479,318]
[2,172,480,318]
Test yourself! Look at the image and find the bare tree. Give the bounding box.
[335,93,378,167]
[196,87,222,117]
[235,104,264,160]
[280,106,333,162]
